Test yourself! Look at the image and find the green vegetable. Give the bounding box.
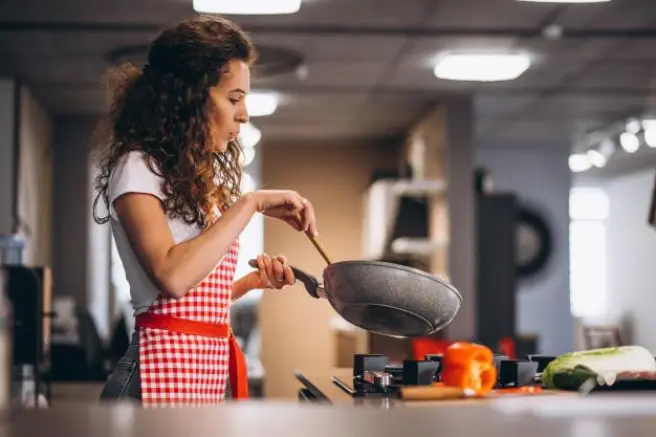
[542,346,656,390]
[548,368,598,391]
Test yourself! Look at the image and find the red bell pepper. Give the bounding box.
[441,342,497,394]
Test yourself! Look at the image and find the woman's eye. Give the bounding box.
[229,98,240,105]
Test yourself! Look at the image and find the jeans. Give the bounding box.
[99,330,142,404]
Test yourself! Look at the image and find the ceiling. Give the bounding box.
[1,0,656,148]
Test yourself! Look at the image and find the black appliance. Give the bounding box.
[328,353,543,399]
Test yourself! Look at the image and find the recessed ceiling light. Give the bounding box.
[625,118,642,134]
[246,91,279,117]
[643,119,656,147]
[619,132,640,153]
[645,130,656,148]
[193,0,303,15]
[517,0,610,3]
[569,154,592,173]
[587,149,607,168]
[433,53,531,82]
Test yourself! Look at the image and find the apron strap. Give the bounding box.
[135,313,249,400]
[227,328,249,399]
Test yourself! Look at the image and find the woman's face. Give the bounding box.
[209,59,251,153]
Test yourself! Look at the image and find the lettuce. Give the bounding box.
[542,346,656,390]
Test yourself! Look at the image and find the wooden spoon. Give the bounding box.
[400,385,477,401]
[295,214,332,265]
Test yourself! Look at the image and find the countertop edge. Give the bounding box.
[294,369,333,403]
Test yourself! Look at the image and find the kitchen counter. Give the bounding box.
[5,398,656,437]
[295,368,355,404]
[294,368,574,406]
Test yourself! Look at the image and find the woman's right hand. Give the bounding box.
[248,190,319,237]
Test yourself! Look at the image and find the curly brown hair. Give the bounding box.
[92,16,258,228]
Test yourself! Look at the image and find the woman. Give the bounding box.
[92,17,318,407]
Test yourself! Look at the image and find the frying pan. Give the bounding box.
[248,243,462,338]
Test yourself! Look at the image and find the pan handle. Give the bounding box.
[247,259,322,299]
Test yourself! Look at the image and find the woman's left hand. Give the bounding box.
[252,253,296,290]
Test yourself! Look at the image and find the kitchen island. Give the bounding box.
[294,368,575,406]
[293,366,656,415]
[4,397,656,437]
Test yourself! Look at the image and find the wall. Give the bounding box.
[0,79,54,265]
[52,116,93,307]
[259,140,399,399]
[475,145,573,355]
[17,85,53,267]
[0,79,16,235]
[603,168,656,352]
[52,115,113,338]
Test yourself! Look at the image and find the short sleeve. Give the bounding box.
[108,152,165,220]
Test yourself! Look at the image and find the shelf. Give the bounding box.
[390,237,448,256]
[389,179,447,197]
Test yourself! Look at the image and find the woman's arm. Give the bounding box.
[114,192,259,299]
[231,273,260,303]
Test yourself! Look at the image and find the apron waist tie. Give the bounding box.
[135,312,249,400]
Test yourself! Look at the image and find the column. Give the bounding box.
[404,97,476,342]
[0,78,17,236]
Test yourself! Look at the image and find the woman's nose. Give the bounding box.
[236,109,249,124]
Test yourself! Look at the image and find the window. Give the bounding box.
[569,187,609,318]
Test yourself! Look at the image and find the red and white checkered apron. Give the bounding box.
[137,239,243,407]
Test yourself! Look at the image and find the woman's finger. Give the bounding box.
[282,264,295,285]
[299,198,310,232]
[263,254,276,283]
[257,255,271,288]
[284,191,305,214]
[272,257,285,283]
[301,200,318,237]
[275,255,294,285]
[284,216,304,231]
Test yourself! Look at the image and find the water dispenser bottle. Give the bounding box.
[0,235,25,266]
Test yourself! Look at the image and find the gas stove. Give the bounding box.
[332,353,553,398]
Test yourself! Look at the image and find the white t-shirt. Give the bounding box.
[108,151,207,315]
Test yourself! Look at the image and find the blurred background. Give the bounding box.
[0,0,655,405]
